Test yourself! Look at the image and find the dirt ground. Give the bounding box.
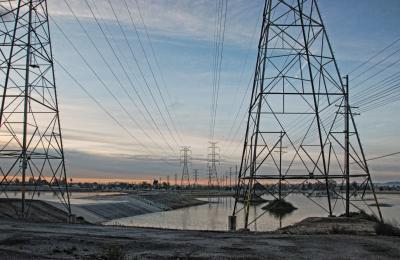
[0,220,399,259]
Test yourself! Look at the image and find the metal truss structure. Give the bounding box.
[0,0,71,218]
[193,169,199,187]
[233,0,382,229]
[207,142,220,187]
[180,146,191,187]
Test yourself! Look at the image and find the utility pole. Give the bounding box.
[235,165,238,189]
[228,167,231,190]
[344,75,350,217]
[174,173,178,188]
[274,131,287,200]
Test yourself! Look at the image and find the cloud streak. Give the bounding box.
[49,0,264,47]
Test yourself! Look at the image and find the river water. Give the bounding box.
[2,191,399,231]
[106,194,400,231]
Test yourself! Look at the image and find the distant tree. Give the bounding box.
[152,179,159,189]
[51,178,60,186]
[28,176,35,185]
[161,181,169,189]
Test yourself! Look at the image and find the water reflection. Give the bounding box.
[106,194,400,231]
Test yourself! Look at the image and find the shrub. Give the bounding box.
[374,222,400,236]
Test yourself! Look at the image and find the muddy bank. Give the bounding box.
[0,220,398,259]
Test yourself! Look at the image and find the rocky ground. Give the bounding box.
[278,216,378,235]
[0,220,398,259]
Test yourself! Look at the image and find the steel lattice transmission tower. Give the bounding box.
[207,142,220,187]
[193,169,199,187]
[0,0,71,217]
[232,0,382,229]
[180,146,191,187]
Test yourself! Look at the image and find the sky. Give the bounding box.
[40,0,400,183]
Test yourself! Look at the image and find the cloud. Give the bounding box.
[48,0,264,47]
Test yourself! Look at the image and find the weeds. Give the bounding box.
[340,210,379,222]
[99,245,127,260]
[375,221,400,236]
[262,199,297,219]
[329,225,356,235]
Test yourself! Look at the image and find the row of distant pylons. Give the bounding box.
[178,143,235,189]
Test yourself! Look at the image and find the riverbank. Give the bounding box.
[0,219,398,259]
[0,192,207,224]
[73,191,207,223]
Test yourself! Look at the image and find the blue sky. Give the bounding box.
[47,0,400,182]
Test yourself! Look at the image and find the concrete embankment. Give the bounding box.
[70,191,207,223]
[0,198,84,223]
[0,192,209,224]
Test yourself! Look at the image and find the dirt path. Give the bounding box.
[0,220,399,259]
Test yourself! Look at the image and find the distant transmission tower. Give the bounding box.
[232,0,382,230]
[207,142,220,187]
[0,0,71,218]
[193,169,199,187]
[180,146,191,187]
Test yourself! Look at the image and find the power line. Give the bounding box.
[210,0,228,141]
[352,52,400,90]
[82,0,180,151]
[55,59,176,165]
[132,0,183,141]
[118,0,184,144]
[56,1,177,156]
[348,36,400,75]
[352,151,400,163]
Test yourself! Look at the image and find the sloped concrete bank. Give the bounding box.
[72,192,207,223]
[0,192,208,224]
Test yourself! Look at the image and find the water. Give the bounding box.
[106,194,400,231]
[3,191,399,231]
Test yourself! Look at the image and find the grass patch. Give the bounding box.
[262,199,297,218]
[329,225,357,235]
[98,245,127,260]
[375,222,400,236]
[368,203,392,208]
[339,210,379,222]
[63,246,77,255]
[236,194,267,205]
